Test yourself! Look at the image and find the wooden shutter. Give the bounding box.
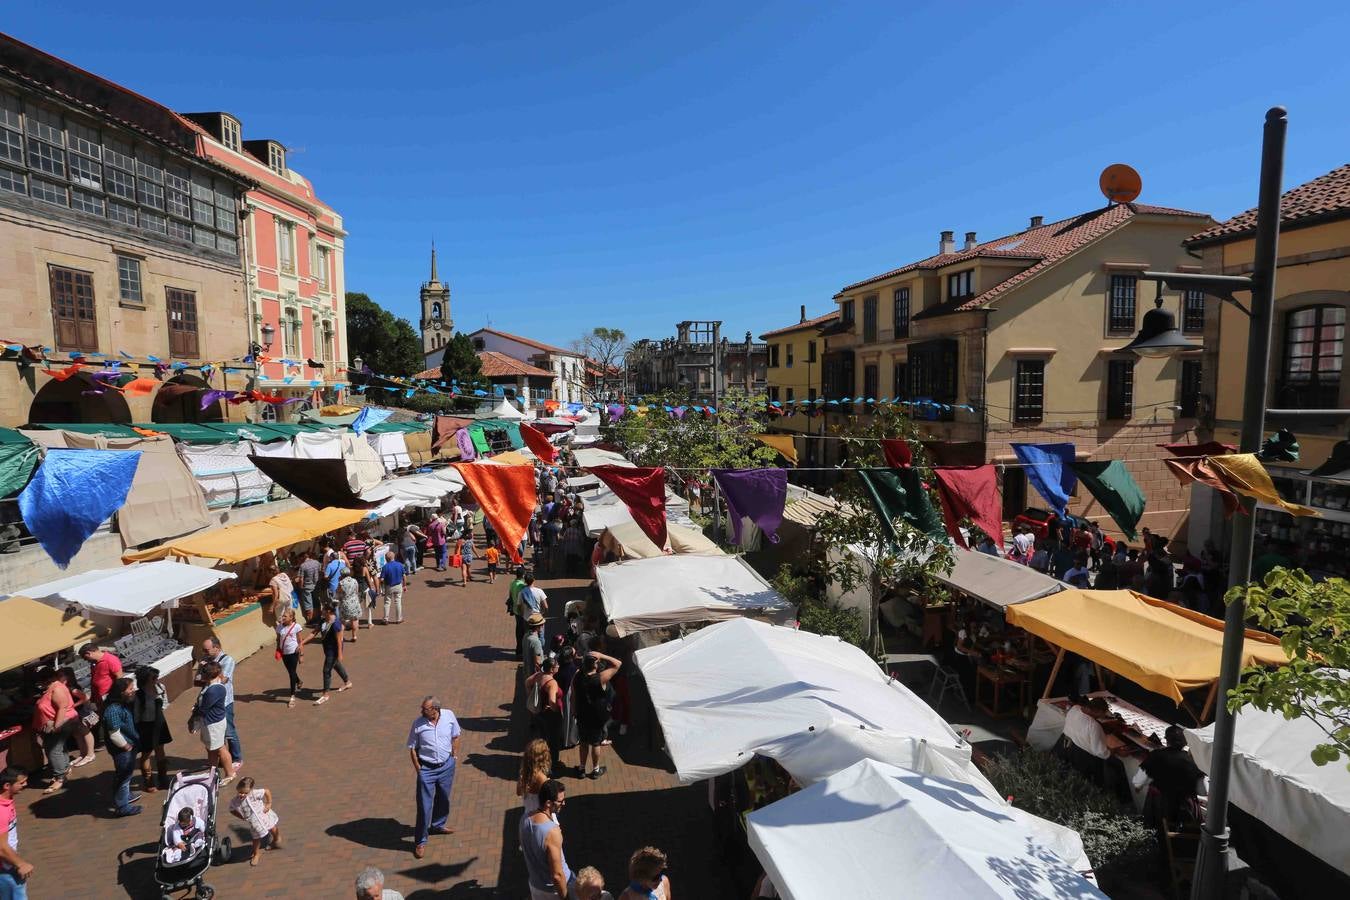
[49,266,98,352]
[166,287,199,358]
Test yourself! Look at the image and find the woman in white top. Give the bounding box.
[275,608,308,708]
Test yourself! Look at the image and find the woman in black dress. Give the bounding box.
[133,666,173,791]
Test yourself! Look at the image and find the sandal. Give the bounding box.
[314,695,329,706]
[337,682,353,692]
[43,779,65,795]
[70,755,94,768]
[250,855,260,866]
[219,775,235,789]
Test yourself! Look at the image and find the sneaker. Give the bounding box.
[127,792,142,804]
[232,762,243,774]
[589,766,607,780]
[114,805,143,817]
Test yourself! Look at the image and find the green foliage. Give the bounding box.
[604,388,779,472]
[344,292,423,376]
[772,565,865,648]
[1229,566,1350,770]
[984,749,1158,886]
[438,331,484,387]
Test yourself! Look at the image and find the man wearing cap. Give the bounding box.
[521,612,546,677]
[406,696,460,859]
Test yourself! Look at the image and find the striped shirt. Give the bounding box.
[342,538,369,562]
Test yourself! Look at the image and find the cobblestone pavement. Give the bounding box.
[14,560,738,899]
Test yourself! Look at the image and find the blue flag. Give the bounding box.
[20,449,141,568]
[1011,443,1077,517]
[351,406,394,434]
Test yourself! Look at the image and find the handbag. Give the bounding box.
[79,705,100,729]
[450,541,463,569]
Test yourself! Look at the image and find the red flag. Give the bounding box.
[519,423,558,464]
[932,465,1004,550]
[588,465,667,549]
[1158,441,1235,457]
[881,438,912,468]
[452,462,536,564]
[41,362,86,381]
[1164,457,1245,517]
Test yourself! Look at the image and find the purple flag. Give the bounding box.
[456,427,477,461]
[201,389,236,410]
[712,468,788,546]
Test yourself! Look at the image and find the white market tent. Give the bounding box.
[747,758,1105,900]
[597,555,793,637]
[489,398,525,420]
[940,546,1066,609]
[582,495,697,537]
[363,470,463,519]
[1187,688,1350,877]
[598,521,723,560]
[572,447,632,469]
[10,560,236,618]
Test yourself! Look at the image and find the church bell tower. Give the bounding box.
[420,242,452,355]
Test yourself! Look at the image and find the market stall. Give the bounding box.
[597,555,793,637]
[596,521,722,560]
[746,758,1104,899]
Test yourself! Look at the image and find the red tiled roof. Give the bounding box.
[471,327,580,358]
[760,311,841,339]
[1187,163,1350,246]
[476,351,554,379]
[834,203,1209,320]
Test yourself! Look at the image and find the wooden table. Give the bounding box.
[976,665,1029,718]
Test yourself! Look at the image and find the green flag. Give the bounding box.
[857,468,947,545]
[1071,460,1145,540]
[0,440,38,499]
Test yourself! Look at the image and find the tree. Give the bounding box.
[602,388,779,474]
[344,292,423,376]
[809,405,954,657]
[572,327,627,398]
[438,331,484,388]
[1229,567,1350,770]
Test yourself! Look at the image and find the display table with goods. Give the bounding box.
[174,578,276,663]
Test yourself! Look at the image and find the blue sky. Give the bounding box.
[7,1,1350,348]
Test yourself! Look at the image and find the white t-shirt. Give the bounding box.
[276,622,303,655]
[166,815,206,849]
[1013,532,1034,555]
[1064,706,1111,760]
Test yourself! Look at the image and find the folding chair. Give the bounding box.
[929,665,971,712]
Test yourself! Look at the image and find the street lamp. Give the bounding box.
[1126,107,1286,900]
[260,322,275,351]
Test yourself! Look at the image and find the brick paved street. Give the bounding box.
[14,562,738,899]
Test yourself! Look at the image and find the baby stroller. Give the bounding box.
[154,767,231,900]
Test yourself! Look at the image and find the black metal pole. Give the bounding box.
[1190,105,1286,900]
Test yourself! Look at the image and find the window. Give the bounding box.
[30,177,65,205]
[108,200,137,227]
[947,270,974,300]
[26,137,64,177]
[165,287,199,357]
[1014,359,1045,424]
[894,287,910,338]
[768,344,780,368]
[1108,274,1137,334]
[1281,305,1345,409]
[841,299,855,325]
[808,387,817,402]
[282,308,300,355]
[48,265,98,352]
[908,339,958,420]
[786,387,795,403]
[268,142,286,174]
[785,342,794,368]
[166,218,192,243]
[117,255,142,304]
[316,246,330,288]
[862,295,878,342]
[893,361,907,400]
[807,339,817,363]
[164,164,191,219]
[1106,359,1135,419]
[863,364,879,404]
[1179,359,1203,418]
[768,386,780,402]
[70,189,103,215]
[221,116,241,152]
[1183,289,1206,334]
[277,219,295,273]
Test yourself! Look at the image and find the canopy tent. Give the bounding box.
[581,480,695,538]
[367,430,411,472]
[572,447,631,469]
[488,398,525,420]
[487,450,532,466]
[597,555,793,637]
[123,506,368,563]
[597,521,722,560]
[747,758,1103,900]
[1187,686,1350,878]
[10,560,235,617]
[0,596,106,672]
[178,441,272,508]
[129,422,234,444]
[247,455,375,509]
[1006,590,1288,705]
[361,471,463,518]
[937,546,1065,609]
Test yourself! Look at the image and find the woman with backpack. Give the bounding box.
[576,650,622,780]
[525,658,563,770]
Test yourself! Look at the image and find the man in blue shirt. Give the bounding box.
[325,553,344,599]
[406,696,461,858]
[379,549,407,625]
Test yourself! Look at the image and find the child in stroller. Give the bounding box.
[163,808,206,865]
[152,768,230,900]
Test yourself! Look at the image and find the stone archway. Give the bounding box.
[152,374,221,424]
[28,373,132,425]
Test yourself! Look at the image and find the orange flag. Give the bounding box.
[122,377,160,395]
[41,362,86,381]
[452,462,537,564]
[519,423,558,464]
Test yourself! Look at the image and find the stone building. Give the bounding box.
[625,321,767,401]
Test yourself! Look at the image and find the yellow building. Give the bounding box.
[761,306,838,425]
[824,201,1214,539]
[1187,162,1350,576]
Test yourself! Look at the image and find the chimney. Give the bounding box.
[963,231,978,251]
[1029,215,1044,228]
[939,230,955,254]
[800,304,807,323]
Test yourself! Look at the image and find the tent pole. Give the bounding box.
[1094,663,1106,693]
[1042,646,1065,699]
[1200,682,1219,723]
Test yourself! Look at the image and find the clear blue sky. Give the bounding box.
[8,1,1350,347]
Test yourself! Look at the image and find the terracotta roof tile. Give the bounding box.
[1187,163,1350,246]
[760,311,840,339]
[472,327,580,358]
[476,351,555,379]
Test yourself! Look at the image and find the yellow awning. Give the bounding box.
[756,434,798,466]
[123,507,368,563]
[0,597,106,671]
[489,451,533,466]
[320,404,361,416]
[1005,589,1288,703]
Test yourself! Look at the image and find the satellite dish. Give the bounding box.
[1100,164,1142,204]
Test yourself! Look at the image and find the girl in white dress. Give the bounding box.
[229,776,281,866]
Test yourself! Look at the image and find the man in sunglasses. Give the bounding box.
[520,779,574,899]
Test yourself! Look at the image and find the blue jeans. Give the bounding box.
[112,748,138,812]
[0,871,28,900]
[298,586,315,617]
[224,704,242,763]
[414,758,456,846]
[435,543,449,569]
[402,545,418,573]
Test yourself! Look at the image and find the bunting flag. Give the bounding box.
[932,465,1003,550]
[1158,441,1235,458]
[122,377,160,396]
[1070,460,1146,540]
[19,449,141,568]
[41,363,86,381]
[713,468,787,545]
[1209,453,1318,518]
[452,462,535,564]
[1011,443,1077,517]
[857,467,947,545]
[351,406,394,435]
[201,389,237,409]
[588,465,668,549]
[881,438,912,469]
[754,434,798,466]
[456,428,478,461]
[519,423,558,464]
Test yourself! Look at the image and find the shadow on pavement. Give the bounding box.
[456,645,516,665]
[398,857,477,883]
[326,816,414,852]
[464,752,520,782]
[454,714,510,734]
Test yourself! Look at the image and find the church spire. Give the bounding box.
[430,240,438,284]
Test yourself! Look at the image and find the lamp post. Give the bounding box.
[1125,107,1286,900]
